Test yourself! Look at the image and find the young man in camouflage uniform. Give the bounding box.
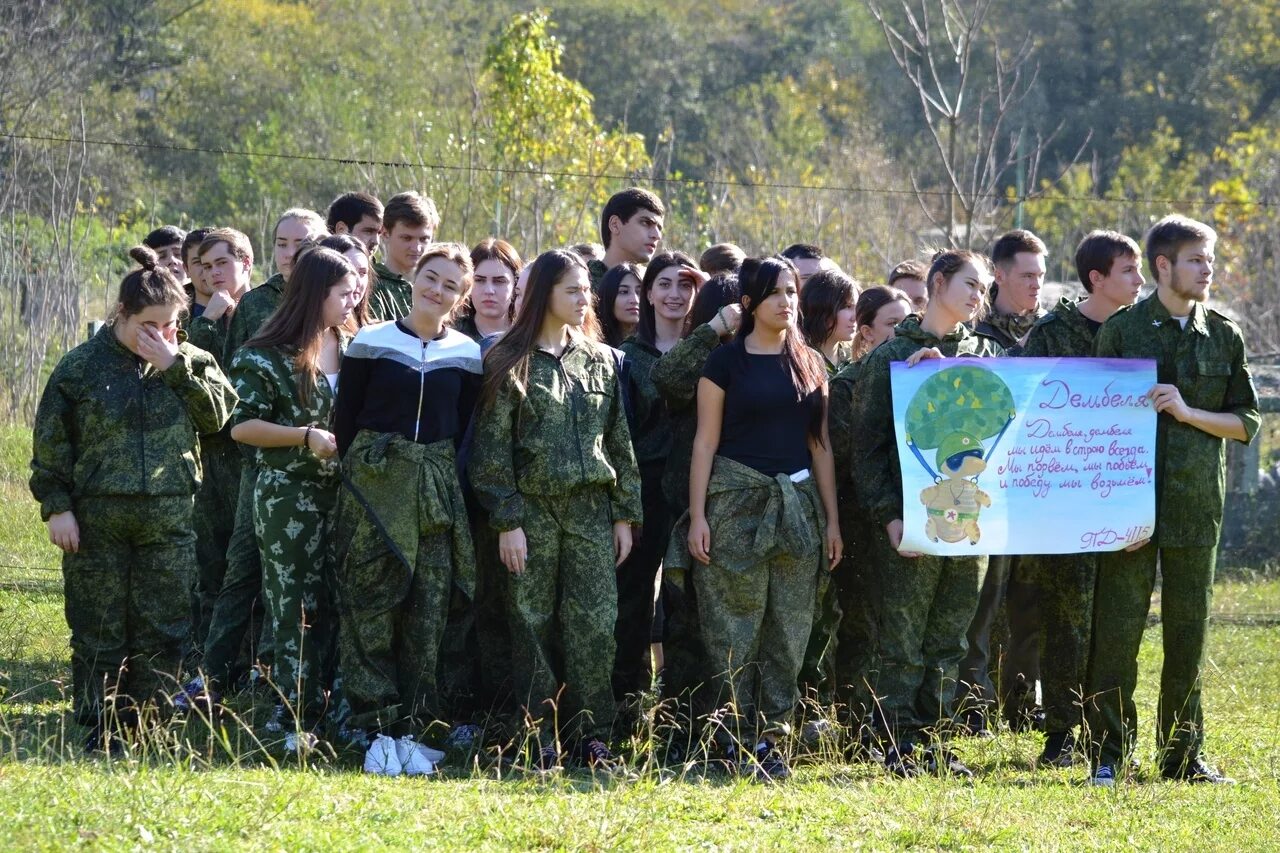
[1020,230,1145,767]
[369,191,437,321]
[1086,215,1259,787]
[197,209,327,698]
[959,229,1049,733]
[590,187,665,292]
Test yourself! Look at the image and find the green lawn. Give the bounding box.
[1,423,1278,850]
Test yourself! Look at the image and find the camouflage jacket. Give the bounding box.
[469,337,642,531]
[1096,293,1260,546]
[619,336,672,466]
[369,261,412,322]
[973,299,1044,352]
[1021,297,1096,359]
[850,317,1005,527]
[651,322,723,509]
[224,273,285,364]
[588,258,608,294]
[30,325,237,519]
[229,340,347,483]
[450,313,483,344]
[828,356,865,494]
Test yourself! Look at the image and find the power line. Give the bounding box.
[3,130,1273,209]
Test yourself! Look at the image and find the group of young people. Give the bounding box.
[30,186,1256,786]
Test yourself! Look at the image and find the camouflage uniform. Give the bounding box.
[588,258,609,294]
[332,432,476,734]
[1087,295,1259,770]
[1015,298,1103,734]
[667,456,825,741]
[959,301,1045,725]
[202,274,287,688]
[614,337,672,697]
[182,305,242,652]
[649,322,723,699]
[450,313,483,343]
[230,342,345,723]
[850,318,1001,745]
[30,325,236,724]
[469,338,641,740]
[368,261,412,322]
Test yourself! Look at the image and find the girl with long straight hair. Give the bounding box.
[848,249,1000,779]
[676,256,841,781]
[31,246,236,751]
[798,269,859,373]
[612,251,701,698]
[229,247,358,743]
[469,249,642,770]
[315,234,374,329]
[332,243,483,776]
[596,263,644,347]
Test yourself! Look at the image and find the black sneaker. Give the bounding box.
[751,742,790,783]
[958,708,993,739]
[1038,730,1078,768]
[848,729,885,764]
[1008,704,1046,734]
[884,745,922,778]
[924,746,974,779]
[1161,757,1234,785]
[172,677,222,715]
[535,745,561,772]
[580,737,617,770]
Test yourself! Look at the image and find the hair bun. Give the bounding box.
[129,245,158,271]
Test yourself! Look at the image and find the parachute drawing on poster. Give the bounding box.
[890,357,1158,556]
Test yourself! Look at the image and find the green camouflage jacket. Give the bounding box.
[588,258,608,293]
[30,325,237,519]
[224,273,285,364]
[469,337,642,531]
[1021,297,1096,359]
[1095,293,1260,546]
[229,341,346,483]
[828,356,865,494]
[651,322,723,509]
[973,297,1044,352]
[619,336,672,466]
[850,317,1005,527]
[369,260,412,322]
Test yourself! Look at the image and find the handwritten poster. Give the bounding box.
[890,357,1157,556]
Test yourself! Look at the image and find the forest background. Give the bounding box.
[3,0,1279,422]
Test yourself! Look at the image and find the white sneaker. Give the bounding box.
[284,731,317,752]
[446,724,482,750]
[364,734,403,776]
[395,736,437,776]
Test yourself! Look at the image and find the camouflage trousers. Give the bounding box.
[63,495,195,725]
[472,514,515,710]
[873,541,987,745]
[253,468,338,723]
[201,466,269,689]
[506,487,617,741]
[190,432,242,653]
[1086,545,1215,770]
[332,433,475,736]
[798,572,840,705]
[832,512,886,723]
[612,462,669,699]
[671,456,824,741]
[1033,552,1097,733]
[955,553,1041,724]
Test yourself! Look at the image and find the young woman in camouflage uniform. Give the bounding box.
[614,251,702,700]
[331,243,484,776]
[30,246,236,751]
[229,247,358,743]
[849,250,1003,779]
[676,256,842,782]
[469,249,642,770]
[450,238,521,344]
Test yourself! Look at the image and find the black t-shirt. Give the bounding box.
[702,340,821,476]
[1084,316,1103,335]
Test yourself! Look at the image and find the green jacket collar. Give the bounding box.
[1143,291,1209,336]
[895,315,975,348]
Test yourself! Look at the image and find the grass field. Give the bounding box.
[1,423,1278,850]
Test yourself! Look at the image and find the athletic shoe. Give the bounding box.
[446,724,482,750]
[395,736,437,776]
[750,742,790,783]
[958,708,993,739]
[580,738,617,770]
[1038,730,1078,768]
[284,730,317,752]
[363,735,403,776]
[172,677,221,714]
[263,703,285,733]
[923,746,973,779]
[801,718,834,746]
[1090,764,1116,788]
[536,745,561,772]
[884,745,922,778]
[1161,757,1234,785]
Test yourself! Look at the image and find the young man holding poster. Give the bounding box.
[1020,230,1145,767]
[1086,215,1259,787]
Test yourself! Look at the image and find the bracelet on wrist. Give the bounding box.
[303,426,314,451]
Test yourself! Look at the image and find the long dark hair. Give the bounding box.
[852,285,912,359]
[737,256,827,445]
[462,237,523,321]
[798,268,858,351]
[597,262,643,347]
[636,251,698,347]
[688,272,740,329]
[313,234,371,328]
[114,245,188,321]
[246,247,354,405]
[480,249,590,410]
